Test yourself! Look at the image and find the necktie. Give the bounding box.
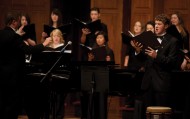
[156,36,164,40]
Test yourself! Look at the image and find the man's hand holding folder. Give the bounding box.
[74,18,102,34]
[122,31,161,52]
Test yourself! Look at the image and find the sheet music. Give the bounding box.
[25,54,32,63]
[64,50,72,53]
[80,43,92,50]
[128,31,135,37]
[42,50,71,53]
[53,43,64,49]
[42,50,61,53]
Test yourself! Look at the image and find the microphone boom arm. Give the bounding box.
[40,41,72,83]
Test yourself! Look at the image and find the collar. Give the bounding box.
[156,32,166,37]
[10,26,17,32]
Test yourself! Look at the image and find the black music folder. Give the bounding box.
[166,25,181,40]
[80,43,92,54]
[44,44,64,51]
[23,24,36,41]
[31,48,71,66]
[121,32,134,44]
[91,46,107,61]
[135,31,160,51]
[74,18,102,34]
[43,23,72,37]
[122,31,161,51]
[80,44,107,61]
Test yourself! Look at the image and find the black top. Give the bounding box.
[179,28,189,50]
[125,44,146,71]
[85,22,108,47]
[22,24,36,42]
[167,25,190,69]
[91,45,115,61]
[167,25,189,50]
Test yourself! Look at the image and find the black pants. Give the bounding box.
[141,88,171,119]
[22,76,50,119]
[0,85,21,119]
[81,91,108,119]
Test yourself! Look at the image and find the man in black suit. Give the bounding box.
[132,14,178,118]
[142,14,178,107]
[0,12,51,119]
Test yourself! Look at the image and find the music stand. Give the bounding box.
[32,48,71,119]
[80,61,114,119]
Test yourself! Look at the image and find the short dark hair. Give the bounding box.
[5,12,20,26]
[96,31,108,42]
[155,14,170,25]
[90,7,100,13]
[146,21,155,28]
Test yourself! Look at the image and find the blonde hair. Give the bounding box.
[49,29,65,47]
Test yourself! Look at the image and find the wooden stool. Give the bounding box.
[146,106,172,119]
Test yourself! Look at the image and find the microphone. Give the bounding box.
[40,41,72,83]
[60,41,72,53]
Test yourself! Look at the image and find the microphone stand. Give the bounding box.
[40,56,62,83]
[40,41,72,119]
[87,72,96,119]
[40,41,72,83]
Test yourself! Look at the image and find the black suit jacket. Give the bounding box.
[0,26,45,87]
[141,34,178,92]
